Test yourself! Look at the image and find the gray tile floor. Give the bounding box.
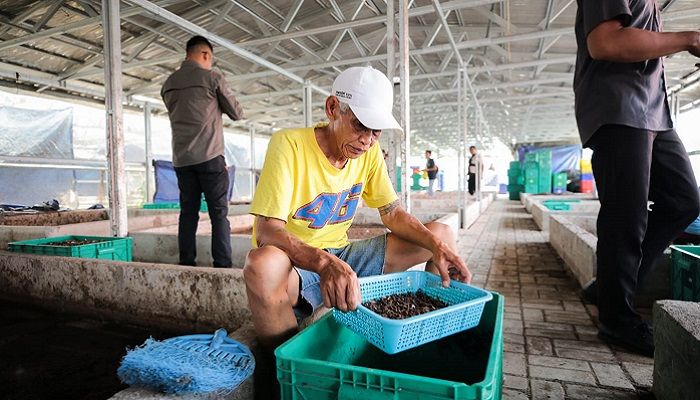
[461,199,655,400]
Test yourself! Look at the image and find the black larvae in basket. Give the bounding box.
[363,290,449,319]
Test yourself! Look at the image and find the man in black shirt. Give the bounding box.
[424,150,438,196]
[575,0,700,356]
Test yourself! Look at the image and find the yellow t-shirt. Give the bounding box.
[250,124,398,249]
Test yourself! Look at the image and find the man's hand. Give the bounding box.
[318,255,361,312]
[430,241,472,287]
[689,33,700,58]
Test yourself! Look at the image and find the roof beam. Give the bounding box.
[0,0,180,52]
[236,0,501,48]
[129,0,329,95]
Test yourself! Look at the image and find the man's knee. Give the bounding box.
[425,221,454,241]
[243,246,291,294]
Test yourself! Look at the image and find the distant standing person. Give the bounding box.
[575,0,700,356]
[468,146,482,196]
[424,150,438,196]
[161,36,244,268]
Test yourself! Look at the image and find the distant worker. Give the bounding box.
[423,150,438,196]
[575,0,700,356]
[468,146,483,196]
[161,35,244,268]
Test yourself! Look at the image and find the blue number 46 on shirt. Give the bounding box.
[293,183,363,229]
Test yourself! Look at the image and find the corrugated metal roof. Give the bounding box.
[0,0,698,151]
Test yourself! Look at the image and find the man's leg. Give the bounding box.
[637,130,699,291]
[428,179,436,196]
[384,222,459,274]
[468,173,476,195]
[591,125,654,329]
[175,165,201,266]
[197,156,232,268]
[243,245,300,400]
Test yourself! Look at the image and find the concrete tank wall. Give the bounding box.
[0,251,250,332]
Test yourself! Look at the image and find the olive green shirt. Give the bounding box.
[161,60,244,167]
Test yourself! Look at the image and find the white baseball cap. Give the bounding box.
[331,66,403,132]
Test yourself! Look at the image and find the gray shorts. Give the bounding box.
[293,234,387,321]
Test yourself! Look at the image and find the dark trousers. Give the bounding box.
[590,125,699,327]
[468,172,476,195]
[174,155,232,268]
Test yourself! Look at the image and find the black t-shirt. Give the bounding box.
[426,159,437,179]
[574,0,672,146]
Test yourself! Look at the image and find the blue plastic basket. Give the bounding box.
[333,271,493,354]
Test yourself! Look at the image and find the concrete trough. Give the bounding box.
[531,199,600,231]
[0,251,250,333]
[549,214,671,308]
[0,208,188,250]
[520,192,596,213]
[131,210,461,267]
[653,300,700,400]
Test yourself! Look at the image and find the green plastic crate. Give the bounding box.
[543,202,571,211]
[142,201,208,212]
[670,245,700,301]
[276,293,504,400]
[8,235,133,261]
[509,161,520,169]
[524,184,538,193]
[542,199,581,205]
[507,169,521,178]
[508,192,520,200]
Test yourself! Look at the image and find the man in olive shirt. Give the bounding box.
[161,36,244,268]
[575,0,700,356]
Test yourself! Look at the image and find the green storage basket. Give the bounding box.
[142,200,208,212]
[670,245,700,301]
[8,235,133,262]
[276,293,504,400]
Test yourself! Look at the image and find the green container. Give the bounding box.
[525,153,538,162]
[276,293,504,400]
[8,235,133,262]
[142,201,208,212]
[552,172,567,186]
[670,245,700,301]
[143,202,180,209]
[509,161,520,169]
[542,199,581,204]
[543,202,571,211]
[525,184,538,193]
[537,150,552,162]
[508,191,520,200]
[507,169,521,178]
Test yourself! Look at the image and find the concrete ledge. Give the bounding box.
[653,301,700,400]
[1,211,186,250]
[132,232,253,268]
[0,251,250,332]
[531,200,600,231]
[549,214,671,308]
[521,193,596,213]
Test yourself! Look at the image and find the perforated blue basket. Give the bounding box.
[333,271,492,354]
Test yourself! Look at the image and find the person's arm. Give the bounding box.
[378,200,472,286]
[215,74,244,121]
[587,19,700,62]
[254,216,361,312]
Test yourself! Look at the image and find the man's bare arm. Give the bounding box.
[587,20,700,62]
